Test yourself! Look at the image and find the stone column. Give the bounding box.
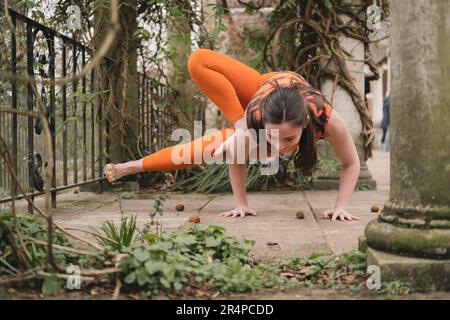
[365,0,450,291]
[314,0,376,190]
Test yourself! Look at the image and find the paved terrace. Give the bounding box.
[10,150,389,261]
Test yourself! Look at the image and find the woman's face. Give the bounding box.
[264,121,302,153]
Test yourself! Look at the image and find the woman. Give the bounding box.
[104,48,360,222]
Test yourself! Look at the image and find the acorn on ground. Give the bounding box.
[175,204,185,211]
[189,215,200,223]
[296,211,305,219]
[371,205,380,213]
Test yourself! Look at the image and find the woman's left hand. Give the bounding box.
[322,207,360,222]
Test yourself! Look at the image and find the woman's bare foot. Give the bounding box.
[103,159,144,183]
[103,163,119,183]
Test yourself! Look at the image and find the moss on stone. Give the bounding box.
[365,220,450,259]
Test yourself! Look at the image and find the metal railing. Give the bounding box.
[0,8,174,211]
[138,75,175,155]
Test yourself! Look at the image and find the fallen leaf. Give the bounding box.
[128,293,141,300]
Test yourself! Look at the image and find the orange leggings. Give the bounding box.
[142,48,275,171]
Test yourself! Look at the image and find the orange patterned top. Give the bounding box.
[245,71,334,159]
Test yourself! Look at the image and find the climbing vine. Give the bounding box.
[241,0,390,160]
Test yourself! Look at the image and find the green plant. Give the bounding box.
[379,280,413,296]
[172,162,281,194]
[171,163,231,193]
[317,158,340,176]
[291,173,314,190]
[141,190,168,236]
[0,211,79,273]
[278,250,368,289]
[91,215,138,252]
[149,191,167,224]
[357,182,372,191]
[287,161,314,190]
[41,273,63,295]
[340,251,367,271]
[177,224,255,263]
[120,224,286,296]
[0,211,105,295]
[120,191,135,200]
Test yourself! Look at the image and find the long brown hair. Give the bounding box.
[245,72,328,175]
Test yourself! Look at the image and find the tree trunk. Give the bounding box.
[93,1,139,164]
[166,3,197,136]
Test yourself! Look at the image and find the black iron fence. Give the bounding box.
[138,75,175,155]
[0,8,174,211]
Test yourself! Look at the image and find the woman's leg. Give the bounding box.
[188,48,265,125]
[105,49,271,182]
[104,128,235,182]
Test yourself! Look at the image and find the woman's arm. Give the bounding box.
[323,109,361,221]
[227,131,250,206]
[335,163,360,210]
[216,132,258,218]
[228,163,248,206]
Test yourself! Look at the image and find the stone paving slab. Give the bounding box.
[197,192,331,261]
[301,148,390,255]
[53,192,216,233]
[304,189,387,254]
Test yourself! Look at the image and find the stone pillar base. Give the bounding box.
[366,247,450,291]
[358,235,368,253]
[313,140,376,190]
[313,163,377,190]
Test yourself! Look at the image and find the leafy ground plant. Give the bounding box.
[0,211,80,271]
[0,211,103,294]
[277,250,370,290]
[378,280,412,296]
[275,251,414,296]
[120,224,290,296]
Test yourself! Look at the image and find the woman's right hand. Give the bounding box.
[220,205,257,218]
